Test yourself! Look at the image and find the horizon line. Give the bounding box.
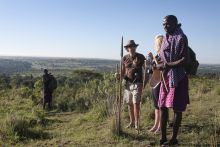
[0,54,119,61]
[0,54,219,65]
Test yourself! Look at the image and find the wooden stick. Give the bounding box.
[117,36,123,135]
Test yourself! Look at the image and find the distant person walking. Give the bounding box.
[147,35,164,134]
[155,15,190,146]
[116,40,146,130]
[43,69,57,110]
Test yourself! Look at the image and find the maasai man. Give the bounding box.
[43,69,53,110]
[156,15,190,146]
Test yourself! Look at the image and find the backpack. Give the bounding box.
[184,46,199,75]
[48,74,57,91]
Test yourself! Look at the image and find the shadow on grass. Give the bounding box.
[17,128,51,141]
[183,123,204,132]
[45,110,75,117]
[117,129,157,146]
[42,117,63,126]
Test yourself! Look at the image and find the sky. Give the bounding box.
[0,0,219,64]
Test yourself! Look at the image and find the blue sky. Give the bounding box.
[0,0,219,64]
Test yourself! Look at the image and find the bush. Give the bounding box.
[72,69,103,82]
[6,115,30,140]
[32,106,47,126]
[89,104,109,122]
[32,79,43,105]
[54,87,77,112]
[75,97,91,112]
[57,98,69,112]
[0,104,48,143]
[19,87,33,99]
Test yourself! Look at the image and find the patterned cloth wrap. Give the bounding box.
[158,27,189,112]
[160,27,188,87]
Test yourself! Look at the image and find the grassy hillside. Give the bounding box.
[0,70,219,146]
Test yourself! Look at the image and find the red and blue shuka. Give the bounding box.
[159,27,190,112]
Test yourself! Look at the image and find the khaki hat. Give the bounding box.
[124,40,139,48]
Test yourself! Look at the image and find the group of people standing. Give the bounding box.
[116,15,190,146]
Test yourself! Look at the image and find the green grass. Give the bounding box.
[0,75,220,147]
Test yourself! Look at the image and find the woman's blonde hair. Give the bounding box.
[154,35,164,54]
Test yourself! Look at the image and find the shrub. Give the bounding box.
[75,97,91,112]
[6,115,30,140]
[0,104,48,143]
[57,98,69,112]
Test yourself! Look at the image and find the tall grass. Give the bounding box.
[0,72,220,146]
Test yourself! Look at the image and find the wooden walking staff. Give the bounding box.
[115,63,120,135]
[115,36,123,135]
[119,36,123,133]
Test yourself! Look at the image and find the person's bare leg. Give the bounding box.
[163,111,182,145]
[48,96,52,110]
[149,109,159,132]
[171,111,182,141]
[127,104,135,128]
[48,102,51,110]
[43,102,46,110]
[43,98,46,110]
[160,107,168,145]
[134,103,140,129]
[154,109,161,134]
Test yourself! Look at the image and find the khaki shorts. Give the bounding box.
[123,82,143,104]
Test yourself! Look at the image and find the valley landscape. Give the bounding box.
[0,56,219,146]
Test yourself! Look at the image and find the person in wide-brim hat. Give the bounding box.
[124,40,139,50]
[116,39,145,131]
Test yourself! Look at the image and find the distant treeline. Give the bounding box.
[0,59,32,74]
[0,56,220,75]
[0,57,119,75]
[0,69,103,90]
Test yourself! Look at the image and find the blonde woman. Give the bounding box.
[148,35,163,134]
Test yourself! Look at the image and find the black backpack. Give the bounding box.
[48,74,57,91]
[184,47,199,75]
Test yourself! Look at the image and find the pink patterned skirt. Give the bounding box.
[158,75,189,112]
